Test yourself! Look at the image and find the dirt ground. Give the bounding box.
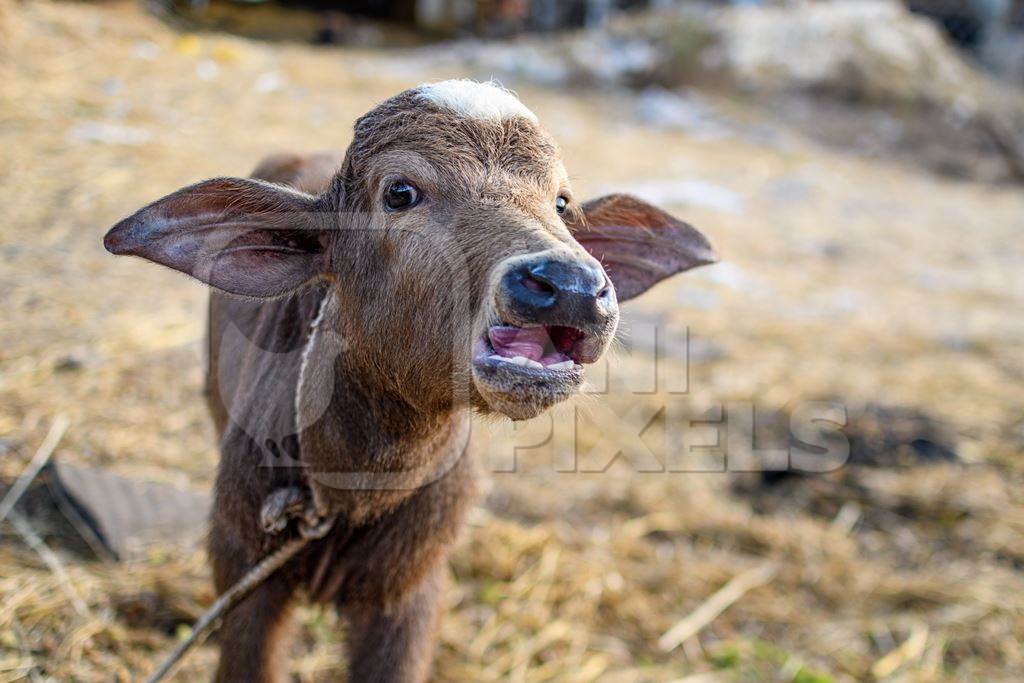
[2,1,1024,681]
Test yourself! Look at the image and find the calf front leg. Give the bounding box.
[330,456,476,681]
[210,532,298,683]
[343,565,446,683]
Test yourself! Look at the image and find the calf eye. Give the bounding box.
[555,195,569,214]
[384,181,421,212]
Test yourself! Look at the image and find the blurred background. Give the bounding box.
[2,0,1023,680]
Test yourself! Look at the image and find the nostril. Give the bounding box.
[597,285,611,300]
[522,273,556,296]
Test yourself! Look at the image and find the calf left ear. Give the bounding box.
[569,194,718,301]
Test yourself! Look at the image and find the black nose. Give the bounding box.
[502,258,616,327]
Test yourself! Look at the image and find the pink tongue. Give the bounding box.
[488,326,547,361]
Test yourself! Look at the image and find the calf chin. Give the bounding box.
[472,361,586,420]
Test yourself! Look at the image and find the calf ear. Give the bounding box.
[103,177,331,298]
[569,194,718,301]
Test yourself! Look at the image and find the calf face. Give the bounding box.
[104,80,717,421]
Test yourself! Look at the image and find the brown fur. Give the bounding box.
[104,84,717,682]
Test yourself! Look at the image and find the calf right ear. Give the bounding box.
[103,177,332,298]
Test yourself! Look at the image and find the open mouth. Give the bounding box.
[470,323,601,419]
[475,325,585,372]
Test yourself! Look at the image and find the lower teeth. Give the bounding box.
[488,354,574,371]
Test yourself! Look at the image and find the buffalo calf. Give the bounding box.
[105,80,717,682]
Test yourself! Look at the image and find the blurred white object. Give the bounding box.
[615,179,746,215]
[254,71,286,94]
[634,87,732,140]
[66,122,152,146]
[718,0,974,105]
[196,59,219,81]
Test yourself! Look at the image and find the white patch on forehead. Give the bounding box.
[415,80,538,124]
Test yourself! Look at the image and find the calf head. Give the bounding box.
[105,80,717,421]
